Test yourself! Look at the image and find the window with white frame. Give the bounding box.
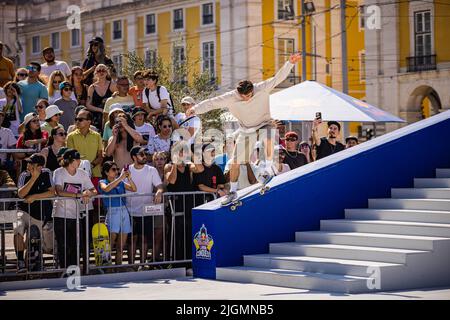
[32,36,40,54]
[278,0,294,20]
[174,9,184,30]
[202,3,214,25]
[51,32,60,50]
[113,20,122,40]
[146,14,156,34]
[71,29,80,47]
[145,49,157,68]
[414,10,432,58]
[202,41,215,81]
[113,55,122,76]
[278,38,295,79]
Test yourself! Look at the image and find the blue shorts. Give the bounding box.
[106,206,131,234]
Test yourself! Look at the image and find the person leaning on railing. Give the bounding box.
[14,154,54,273]
[53,149,97,271]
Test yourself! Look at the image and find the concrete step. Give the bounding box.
[345,208,450,224]
[269,242,427,264]
[295,231,448,250]
[415,178,450,188]
[391,188,450,199]
[321,219,450,237]
[216,266,370,293]
[243,254,403,277]
[436,169,450,178]
[368,198,450,211]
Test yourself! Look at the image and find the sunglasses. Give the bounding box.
[162,125,172,129]
[53,80,62,84]
[91,42,99,46]
[300,144,309,148]
[75,117,88,122]
[73,72,83,76]
[63,87,73,91]
[286,137,298,142]
[17,73,27,77]
[26,66,38,72]
[136,152,147,157]
[30,119,40,123]
[96,69,107,73]
[110,167,119,172]
[56,132,67,137]
[35,105,46,109]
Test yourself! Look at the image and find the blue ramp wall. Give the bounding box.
[191,112,450,279]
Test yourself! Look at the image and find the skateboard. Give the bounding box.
[92,223,112,266]
[28,224,42,272]
[223,176,273,211]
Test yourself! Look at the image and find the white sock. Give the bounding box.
[230,182,239,193]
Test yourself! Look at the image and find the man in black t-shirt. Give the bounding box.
[282,131,307,170]
[312,120,345,160]
[193,144,228,201]
[13,153,55,272]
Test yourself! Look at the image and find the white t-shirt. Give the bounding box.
[135,123,156,142]
[174,112,201,144]
[79,160,92,178]
[48,91,77,105]
[126,164,162,216]
[142,85,173,115]
[53,167,95,219]
[0,98,21,137]
[0,127,17,164]
[40,60,72,78]
[147,135,171,154]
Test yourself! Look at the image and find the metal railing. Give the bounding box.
[406,54,437,72]
[0,191,216,279]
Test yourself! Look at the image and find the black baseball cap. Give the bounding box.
[63,149,81,161]
[25,154,45,166]
[89,36,104,44]
[345,136,359,143]
[130,146,148,158]
[56,147,69,158]
[327,121,341,131]
[131,108,147,118]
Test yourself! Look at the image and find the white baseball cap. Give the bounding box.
[181,96,195,105]
[22,112,39,127]
[45,105,64,120]
[108,103,124,117]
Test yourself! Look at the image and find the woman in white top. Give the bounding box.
[0,81,22,137]
[47,70,76,104]
[146,115,172,157]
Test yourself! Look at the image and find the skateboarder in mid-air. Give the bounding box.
[186,53,302,205]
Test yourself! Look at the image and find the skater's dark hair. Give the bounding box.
[237,80,254,95]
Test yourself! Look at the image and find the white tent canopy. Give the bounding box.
[270,81,405,123]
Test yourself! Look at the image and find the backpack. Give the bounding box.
[144,86,175,116]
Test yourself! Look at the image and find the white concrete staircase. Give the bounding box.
[216,168,450,293]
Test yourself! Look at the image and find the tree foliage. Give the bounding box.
[121,49,224,131]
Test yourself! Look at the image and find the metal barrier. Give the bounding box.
[0,191,216,278]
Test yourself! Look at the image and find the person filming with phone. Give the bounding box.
[312,112,345,160]
[105,112,145,170]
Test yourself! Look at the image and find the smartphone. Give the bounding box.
[124,164,129,172]
[315,112,322,121]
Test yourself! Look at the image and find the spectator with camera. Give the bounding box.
[105,111,145,170]
[312,120,345,160]
[99,161,137,266]
[0,81,22,137]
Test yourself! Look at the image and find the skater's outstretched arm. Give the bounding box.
[187,90,236,116]
[255,53,301,92]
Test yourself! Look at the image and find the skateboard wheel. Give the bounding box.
[260,189,265,195]
[230,205,236,211]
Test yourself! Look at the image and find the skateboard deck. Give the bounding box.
[223,176,273,211]
[92,223,112,266]
[28,224,42,272]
